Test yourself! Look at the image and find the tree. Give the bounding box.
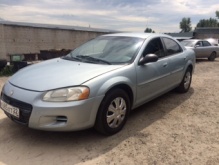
[144,28,155,33]
[196,18,218,27]
[216,11,219,19]
[180,17,192,32]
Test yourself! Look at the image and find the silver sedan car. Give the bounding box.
[181,39,219,61]
[0,33,195,135]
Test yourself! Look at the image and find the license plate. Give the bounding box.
[0,100,20,118]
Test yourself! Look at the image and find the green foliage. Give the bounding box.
[216,11,219,19]
[195,11,219,28]
[0,65,14,76]
[144,28,155,33]
[196,18,218,27]
[180,17,192,32]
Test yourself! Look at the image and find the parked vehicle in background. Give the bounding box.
[181,39,219,61]
[0,33,196,135]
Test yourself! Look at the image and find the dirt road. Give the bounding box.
[0,59,219,165]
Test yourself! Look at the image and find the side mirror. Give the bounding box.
[138,54,158,65]
[195,44,200,48]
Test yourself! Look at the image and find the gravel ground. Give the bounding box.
[0,59,218,165]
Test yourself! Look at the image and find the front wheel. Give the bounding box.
[176,68,192,93]
[208,52,216,61]
[94,89,130,135]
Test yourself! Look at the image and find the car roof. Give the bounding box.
[103,33,172,39]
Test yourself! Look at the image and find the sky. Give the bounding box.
[0,0,219,33]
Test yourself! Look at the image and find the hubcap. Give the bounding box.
[211,53,216,59]
[184,71,191,89]
[107,97,127,128]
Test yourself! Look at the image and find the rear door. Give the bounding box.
[194,41,209,58]
[202,41,214,57]
[161,37,186,86]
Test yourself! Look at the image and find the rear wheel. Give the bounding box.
[95,89,130,135]
[208,52,216,61]
[176,68,192,93]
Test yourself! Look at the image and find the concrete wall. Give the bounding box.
[0,25,6,60]
[194,28,219,39]
[194,33,219,39]
[0,24,108,61]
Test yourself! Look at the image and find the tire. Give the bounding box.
[94,89,130,135]
[176,68,192,93]
[208,52,216,61]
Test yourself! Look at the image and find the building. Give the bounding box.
[194,27,219,39]
[166,28,219,44]
[0,21,116,61]
[165,32,194,41]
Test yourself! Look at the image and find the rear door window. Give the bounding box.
[203,41,211,47]
[162,38,183,56]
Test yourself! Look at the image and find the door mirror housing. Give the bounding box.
[138,54,158,65]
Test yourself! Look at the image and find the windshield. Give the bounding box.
[181,40,196,47]
[64,36,144,65]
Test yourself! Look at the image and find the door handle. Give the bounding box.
[163,63,168,67]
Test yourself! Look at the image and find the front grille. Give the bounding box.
[1,93,33,125]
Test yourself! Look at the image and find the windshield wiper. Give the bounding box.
[62,56,82,62]
[76,55,111,65]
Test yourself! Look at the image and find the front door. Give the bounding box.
[135,37,171,106]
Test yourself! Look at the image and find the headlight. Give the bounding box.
[43,86,90,102]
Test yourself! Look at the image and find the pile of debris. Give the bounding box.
[1,49,72,73]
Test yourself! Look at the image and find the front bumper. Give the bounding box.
[1,81,104,131]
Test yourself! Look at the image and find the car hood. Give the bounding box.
[9,58,125,91]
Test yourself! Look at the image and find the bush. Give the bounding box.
[0,59,7,71]
[0,65,14,76]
